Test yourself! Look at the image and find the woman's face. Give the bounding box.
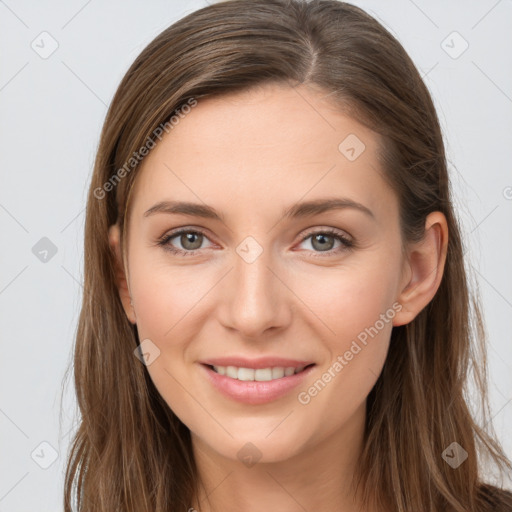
[114,83,411,464]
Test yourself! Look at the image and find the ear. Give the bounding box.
[108,223,136,324]
[392,211,448,327]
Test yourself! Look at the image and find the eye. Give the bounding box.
[157,227,354,257]
[296,228,353,257]
[157,228,214,256]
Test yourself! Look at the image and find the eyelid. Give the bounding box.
[157,226,217,255]
[299,225,352,243]
[294,226,354,256]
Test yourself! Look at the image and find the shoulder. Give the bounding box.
[477,483,512,511]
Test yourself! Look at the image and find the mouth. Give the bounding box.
[205,363,315,381]
[199,361,316,405]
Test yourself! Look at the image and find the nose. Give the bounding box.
[219,243,292,339]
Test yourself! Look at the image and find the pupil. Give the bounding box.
[182,232,202,250]
[312,234,333,251]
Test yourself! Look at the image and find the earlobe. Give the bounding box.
[392,211,448,327]
[108,223,136,324]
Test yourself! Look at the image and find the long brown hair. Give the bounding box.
[63,1,512,510]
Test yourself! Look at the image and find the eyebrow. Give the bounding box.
[143,197,375,221]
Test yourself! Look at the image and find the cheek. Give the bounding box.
[293,276,396,441]
[128,261,205,427]
[129,256,212,341]
[292,258,400,347]
[290,256,400,404]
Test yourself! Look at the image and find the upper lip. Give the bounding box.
[200,357,315,369]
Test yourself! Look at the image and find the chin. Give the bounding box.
[194,423,311,466]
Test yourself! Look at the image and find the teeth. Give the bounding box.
[226,366,238,379]
[238,367,255,381]
[211,365,308,381]
[272,367,284,379]
[255,368,272,381]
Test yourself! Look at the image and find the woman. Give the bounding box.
[64,1,512,510]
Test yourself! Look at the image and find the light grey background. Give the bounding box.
[1,1,511,510]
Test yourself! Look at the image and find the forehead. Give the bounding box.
[128,83,394,223]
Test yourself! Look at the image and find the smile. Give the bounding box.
[200,362,316,405]
[209,364,312,381]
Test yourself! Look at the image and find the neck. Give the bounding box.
[189,402,374,512]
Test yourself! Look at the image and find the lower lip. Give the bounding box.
[200,363,315,405]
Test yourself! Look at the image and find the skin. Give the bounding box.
[109,82,448,512]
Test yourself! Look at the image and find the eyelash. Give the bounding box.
[157,227,354,258]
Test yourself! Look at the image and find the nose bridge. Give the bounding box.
[223,235,289,337]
